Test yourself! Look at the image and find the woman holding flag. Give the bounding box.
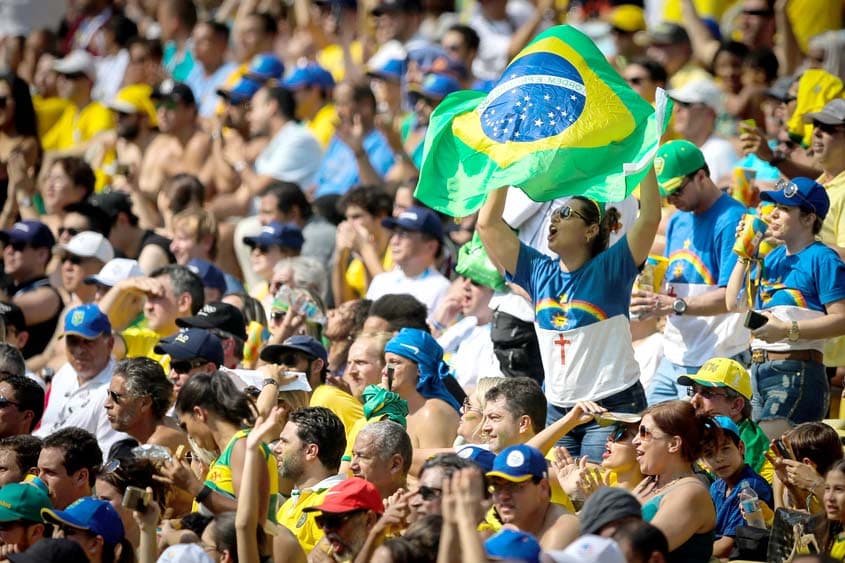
[477,167,661,461]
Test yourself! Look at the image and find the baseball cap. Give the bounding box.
[177,302,248,341]
[0,483,52,523]
[245,53,285,82]
[365,59,406,83]
[303,477,384,514]
[107,84,158,126]
[606,5,646,33]
[157,543,214,563]
[42,497,125,546]
[634,22,689,46]
[154,328,224,366]
[260,334,328,364]
[0,301,26,333]
[546,535,626,563]
[283,63,335,91]
[668,78,722,113]
[485,529,541,563]
[654,140,707,196]
[579,487,643,535]
[63,304,112,339]
[456,445,496,473]
[55,231,115,263]
[760,177,830,219]
[487,444,548,482]
[52,50,97,80]
[216,77,262,105]
[424,55,469,81]
[187,258,227,295]
[372,0,421,15]
[152,80,196,107]
[714,415,741,441]
[803,98,845,126]
[677,357,753,400]
[455,234,506,291]
[84,258,144,287]
[243,221,304,251]
[408,73,461,102]
[91,191,134,221]
[7,539,88,563]
[765,74,797,102]
[381,206,443,241]
[0,220,55,249]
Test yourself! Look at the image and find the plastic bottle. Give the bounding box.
[739,480,766,528]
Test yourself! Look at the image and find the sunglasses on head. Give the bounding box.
[171,358,208,375]
[417,485,442,501]
[314,510,363,530]
[0,396,19,410]
[776,179,817,214]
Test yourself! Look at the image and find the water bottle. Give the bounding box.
[739,480,766,528]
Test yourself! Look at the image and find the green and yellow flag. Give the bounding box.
[415,25,670,217]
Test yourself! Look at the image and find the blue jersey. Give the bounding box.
[711,465,773,539]
[506,237,640,406]
[314,131,395,197]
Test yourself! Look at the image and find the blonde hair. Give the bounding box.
[278,390,309,412]
[172,208,219,259]
[474,377,503,412]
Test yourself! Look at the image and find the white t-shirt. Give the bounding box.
[468,0,537,81]
[700,135,740,186]
[438,317,504,389]
[34,358,130,455]
[366,266,450,314]
[254,122,323,188]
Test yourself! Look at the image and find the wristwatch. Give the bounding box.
[788,321,800,342]
[262,378,279,388]
[672,298,688,316]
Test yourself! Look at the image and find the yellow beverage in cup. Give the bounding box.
[732,167,757,208]
[733,214,768,259]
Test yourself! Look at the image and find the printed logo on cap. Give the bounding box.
[506,450,525,467]
[399,343,420,354]
[200,305,217,316]
[175,332,190,344]
[653,157,664,175]
[71,310,85,326]
[457,448,473,459]
[401,212,419,221]
[14,223,29,232]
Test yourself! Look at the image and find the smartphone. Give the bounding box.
[772,438,794,460]
[740,118,758,132]
[744,310,769,330]
[386,366,394,391]
[122,486,151,512]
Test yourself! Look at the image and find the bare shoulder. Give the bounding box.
[421,398,460,420]
[148,423,190,452]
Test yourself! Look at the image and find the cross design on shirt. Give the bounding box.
[554,333,571,365]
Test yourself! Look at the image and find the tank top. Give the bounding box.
[642,489,715,563]
[13,276,63,358]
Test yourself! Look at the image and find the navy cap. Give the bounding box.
[0,301,25,332]
[382,206,443,241]
[408,73,461,101]
[372,0,422,15]
[365,58,406,82]
[176,302,247,341]
[63,304,111,339]
[243,221,304,251]
[424,55,469,81]
[154,328,224,366]
[487,444,548,482]
[42,497,125,546]
[245,53,285,82]
[760,177,830,220]
[484,529,541,563]
[216,77,262,105]
[187,258,227,295]
[7,539,88,563]
[0,220,55,248]
[260,335,328,364]
[283,63,335,91]
[456,445,496,473]
[151,80,196,106]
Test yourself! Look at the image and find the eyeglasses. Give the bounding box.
[776,179,816,214]
[554,205,589,222]
[686,385,731,400]
[314,510,363,530]
[417,485,442,501]
[270,311,286,323]
[58,227,81,238]
[170,358,209,375]
[608,424,632,443]
[0,396,20,410]
[106,389,126,404]
[460,397,481,417]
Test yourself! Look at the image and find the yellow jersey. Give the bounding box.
[277,474,345,553]
[41,101,114,151]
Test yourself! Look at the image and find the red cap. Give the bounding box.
[303,478,384,515]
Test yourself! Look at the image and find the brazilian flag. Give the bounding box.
[415,25,670,217]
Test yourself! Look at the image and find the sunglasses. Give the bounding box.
[275,353,306,367]
[668,175,695,198]
[686,385,731,400]
[0,396,19,410]
[815,122,845,136]
[253,244,279,254]
[156,100,178,111]
[776,179,817,214]
[417,485,442,501]
[554,205,589,222]
[58,227,81,238]
[314,510,363,530]
[608,424,632,443]
[742,8,773,16]
[106,389,126,404]
[8,241,29,253]
[170,358,209,375]
[62,254,89,265]
[61,72,88,81]
[0,96,7,109]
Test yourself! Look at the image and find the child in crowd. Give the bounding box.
[824,459,845,559]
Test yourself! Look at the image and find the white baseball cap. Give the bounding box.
[52,50,97,81]
[545,535,626,563]
[668,78,723,113]
[56,231,114,263]
[84,258,143,287]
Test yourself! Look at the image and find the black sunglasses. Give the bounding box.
[608,424,632,443]
[0,396,19,410]
[61,72,88,81]
[59,227,81,238]
[275,353,306,366]
[62,254,88,265]
[742,8,773,16]
[170,358,209,374]
[315,510,363,530]
[270,311,286,322]
[554,205,589,222]
[8,241,28,252]
[686,385,731,400]
[106,389,126,404]
[417,485,442,501]
[815,122,845,136]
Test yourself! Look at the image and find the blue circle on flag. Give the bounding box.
[478,52,586,143]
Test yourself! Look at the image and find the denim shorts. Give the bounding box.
[751,359,829,425]
[547,382,647,461]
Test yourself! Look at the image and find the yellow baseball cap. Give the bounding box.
[106,84,158,127]
[606,5,646,33]
[677,358,752,400]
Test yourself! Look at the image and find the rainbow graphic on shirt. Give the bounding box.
[760,282,808,308]
[667,249,716,285]
[535,296,608,329]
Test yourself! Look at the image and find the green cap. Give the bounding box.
[455,233,507,292]
[0,482,53,523]
[654,140,706,196]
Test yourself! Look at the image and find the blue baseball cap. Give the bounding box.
[216,77,261,105]
[0,220,55,249]
[366,58,406,83]
[42,497,125,546]
[408,73,461,101]
[487,444,548,482]
[381,206,443,241]
[760,177,830,220]
[714,415,741,441]
[187,258,227,295]
[245,53,285,82]
[63,304,111,339]
[260,334,328,364]
[154,328,224,366]
[283,63,335,91]
[484,529,541,563]
[456,445,496,473]
[424,55,469,81]
[243,221,304,251]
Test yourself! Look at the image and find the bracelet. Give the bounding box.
[430,318,446,331]
[195,485,213,503]
[262,378,278,388]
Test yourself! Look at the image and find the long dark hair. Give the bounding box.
[570,195,622,258]
[0,73,38,138]
[643,400,717,463]
[175,371,255,427]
